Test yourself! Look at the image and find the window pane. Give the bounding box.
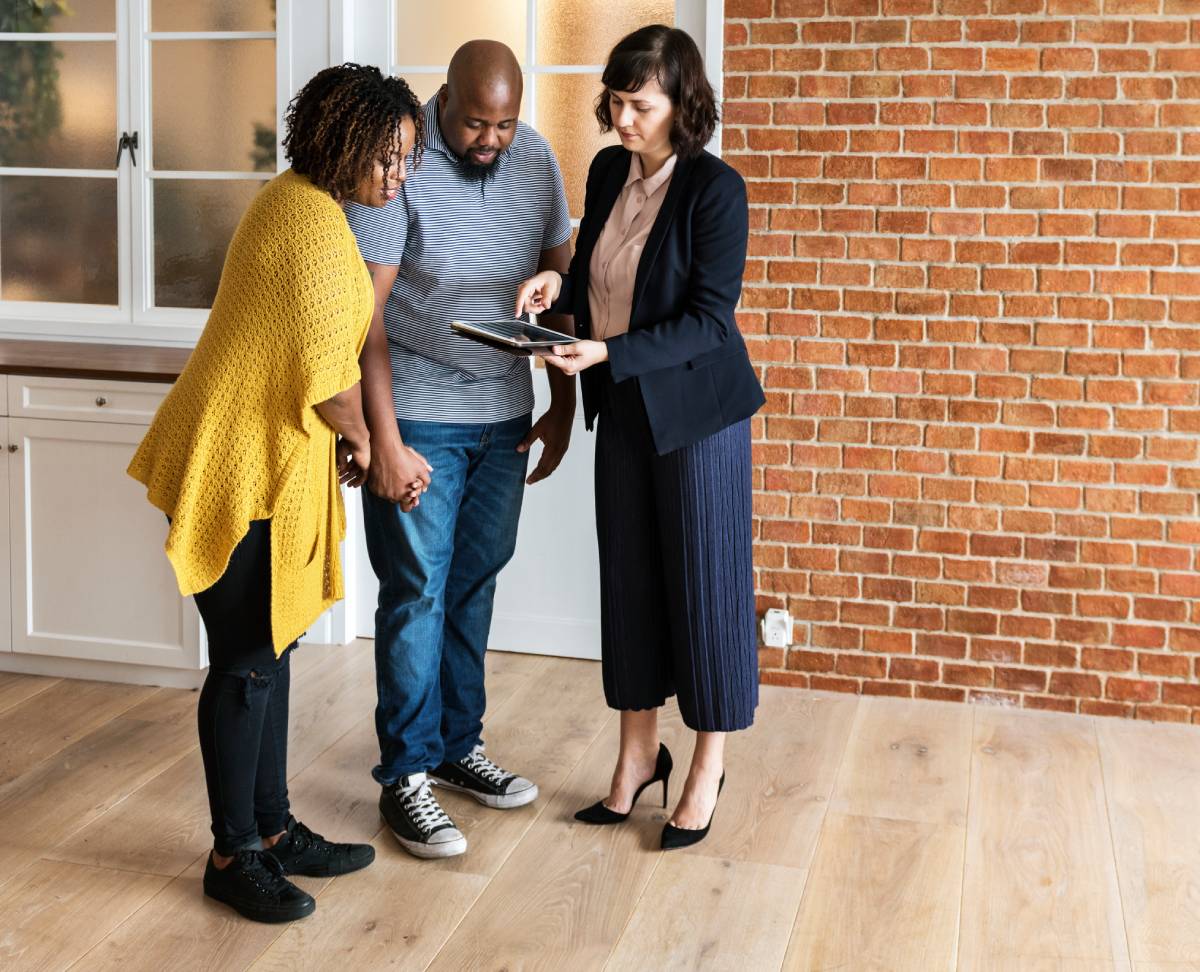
[151,40,275,172]
[0,0,115,33]
[396,0,526,66]
[150,0,274,31]
[0,41,116,168]
[0,175,118,304]
[153,178,264,308]
[403,72,445,106]
[536,73,617,219]
[537,0,674,65]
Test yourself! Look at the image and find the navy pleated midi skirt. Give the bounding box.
[593,374,758,733]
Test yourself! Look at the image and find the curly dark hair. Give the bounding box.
[594,25,718,159]
[283,63,424,200]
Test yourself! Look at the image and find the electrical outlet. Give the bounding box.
[761,608,793,649]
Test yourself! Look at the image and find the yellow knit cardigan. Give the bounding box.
[128,170,373,654]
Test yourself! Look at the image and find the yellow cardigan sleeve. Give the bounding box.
[272,251,372,433]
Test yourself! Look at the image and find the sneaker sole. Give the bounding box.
[203,885,316,924]
[388,827,468,859]
[271,849,377,878]
[431,778,540,810]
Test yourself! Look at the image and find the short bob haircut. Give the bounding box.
[594,25,718,159]
[284,63,424,201]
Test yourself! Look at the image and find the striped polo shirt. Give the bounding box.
[345,97,572,423]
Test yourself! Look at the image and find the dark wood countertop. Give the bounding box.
[0,340,191,384]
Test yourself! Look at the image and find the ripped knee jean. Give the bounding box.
[193,519,297,856]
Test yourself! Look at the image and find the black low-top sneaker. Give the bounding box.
[380,772,468,859]
[203,849,316,924]
[431,745,539,809]
[263,817,375,877]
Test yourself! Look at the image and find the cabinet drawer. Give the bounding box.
[8,376,169,425]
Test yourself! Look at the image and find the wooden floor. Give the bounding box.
[1,642,1198,971]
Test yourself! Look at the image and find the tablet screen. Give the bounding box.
[452,319,578,348]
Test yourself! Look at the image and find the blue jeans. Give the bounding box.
[363,414,531,784]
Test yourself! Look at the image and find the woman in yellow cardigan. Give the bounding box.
[128,64,426,924]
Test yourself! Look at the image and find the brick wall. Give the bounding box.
[726,0,1200,721]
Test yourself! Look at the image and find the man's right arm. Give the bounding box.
[361,262,432,506]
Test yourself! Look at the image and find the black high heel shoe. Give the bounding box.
[574,743,673,825]
[660,772,725,850]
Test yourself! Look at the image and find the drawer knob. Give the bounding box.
[95,396,109,407]
[7,444,16,453]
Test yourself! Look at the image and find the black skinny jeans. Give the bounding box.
[194,519,296,856]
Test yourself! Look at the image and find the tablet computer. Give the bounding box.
[451,319,578,355]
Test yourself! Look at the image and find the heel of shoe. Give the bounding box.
[656,743,674,809]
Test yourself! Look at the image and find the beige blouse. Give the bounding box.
[588,152,677,340]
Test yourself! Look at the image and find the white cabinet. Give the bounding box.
[0,376,204,675]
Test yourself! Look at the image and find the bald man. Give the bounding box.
[345,42,574,860]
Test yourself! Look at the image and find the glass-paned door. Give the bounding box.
[0,1,123,313]
[0,0,281,337]
[390,0,675,220]
[139,0,277,316]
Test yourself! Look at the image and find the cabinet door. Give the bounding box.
[8,417,202,668]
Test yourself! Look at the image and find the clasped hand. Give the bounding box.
[338,437,431,513]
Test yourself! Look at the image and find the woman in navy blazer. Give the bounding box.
[517,25,764,850]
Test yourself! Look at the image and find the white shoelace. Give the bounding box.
[400,777,455,835]
[462,746,511,788]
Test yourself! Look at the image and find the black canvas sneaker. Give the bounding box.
[430,745,539,809]
[203,849,316,923]
[379,772,468,859]
[263,817,375,877]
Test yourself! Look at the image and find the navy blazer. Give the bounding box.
[552,145,765,455]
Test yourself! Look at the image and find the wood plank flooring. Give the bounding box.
[0,640,1196,971]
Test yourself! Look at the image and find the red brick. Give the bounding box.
[1049,672,1102,698]
[1026,696,1079,714]
[945,664,994,687]
[1107,678,1160,703]
[809,676,861,695]
[1163,684,1200,707]
[889,658,941,682]
[760,671,810,689]
[996,667,1048,692]
[1081,648,1136,672]
[1112,624,1167,649]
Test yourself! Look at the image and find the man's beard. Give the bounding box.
[454,152,500,182]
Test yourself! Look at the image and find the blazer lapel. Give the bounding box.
[629,153,694,322]
[577,149,631,272]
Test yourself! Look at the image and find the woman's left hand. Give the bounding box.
[541,339,608,376]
